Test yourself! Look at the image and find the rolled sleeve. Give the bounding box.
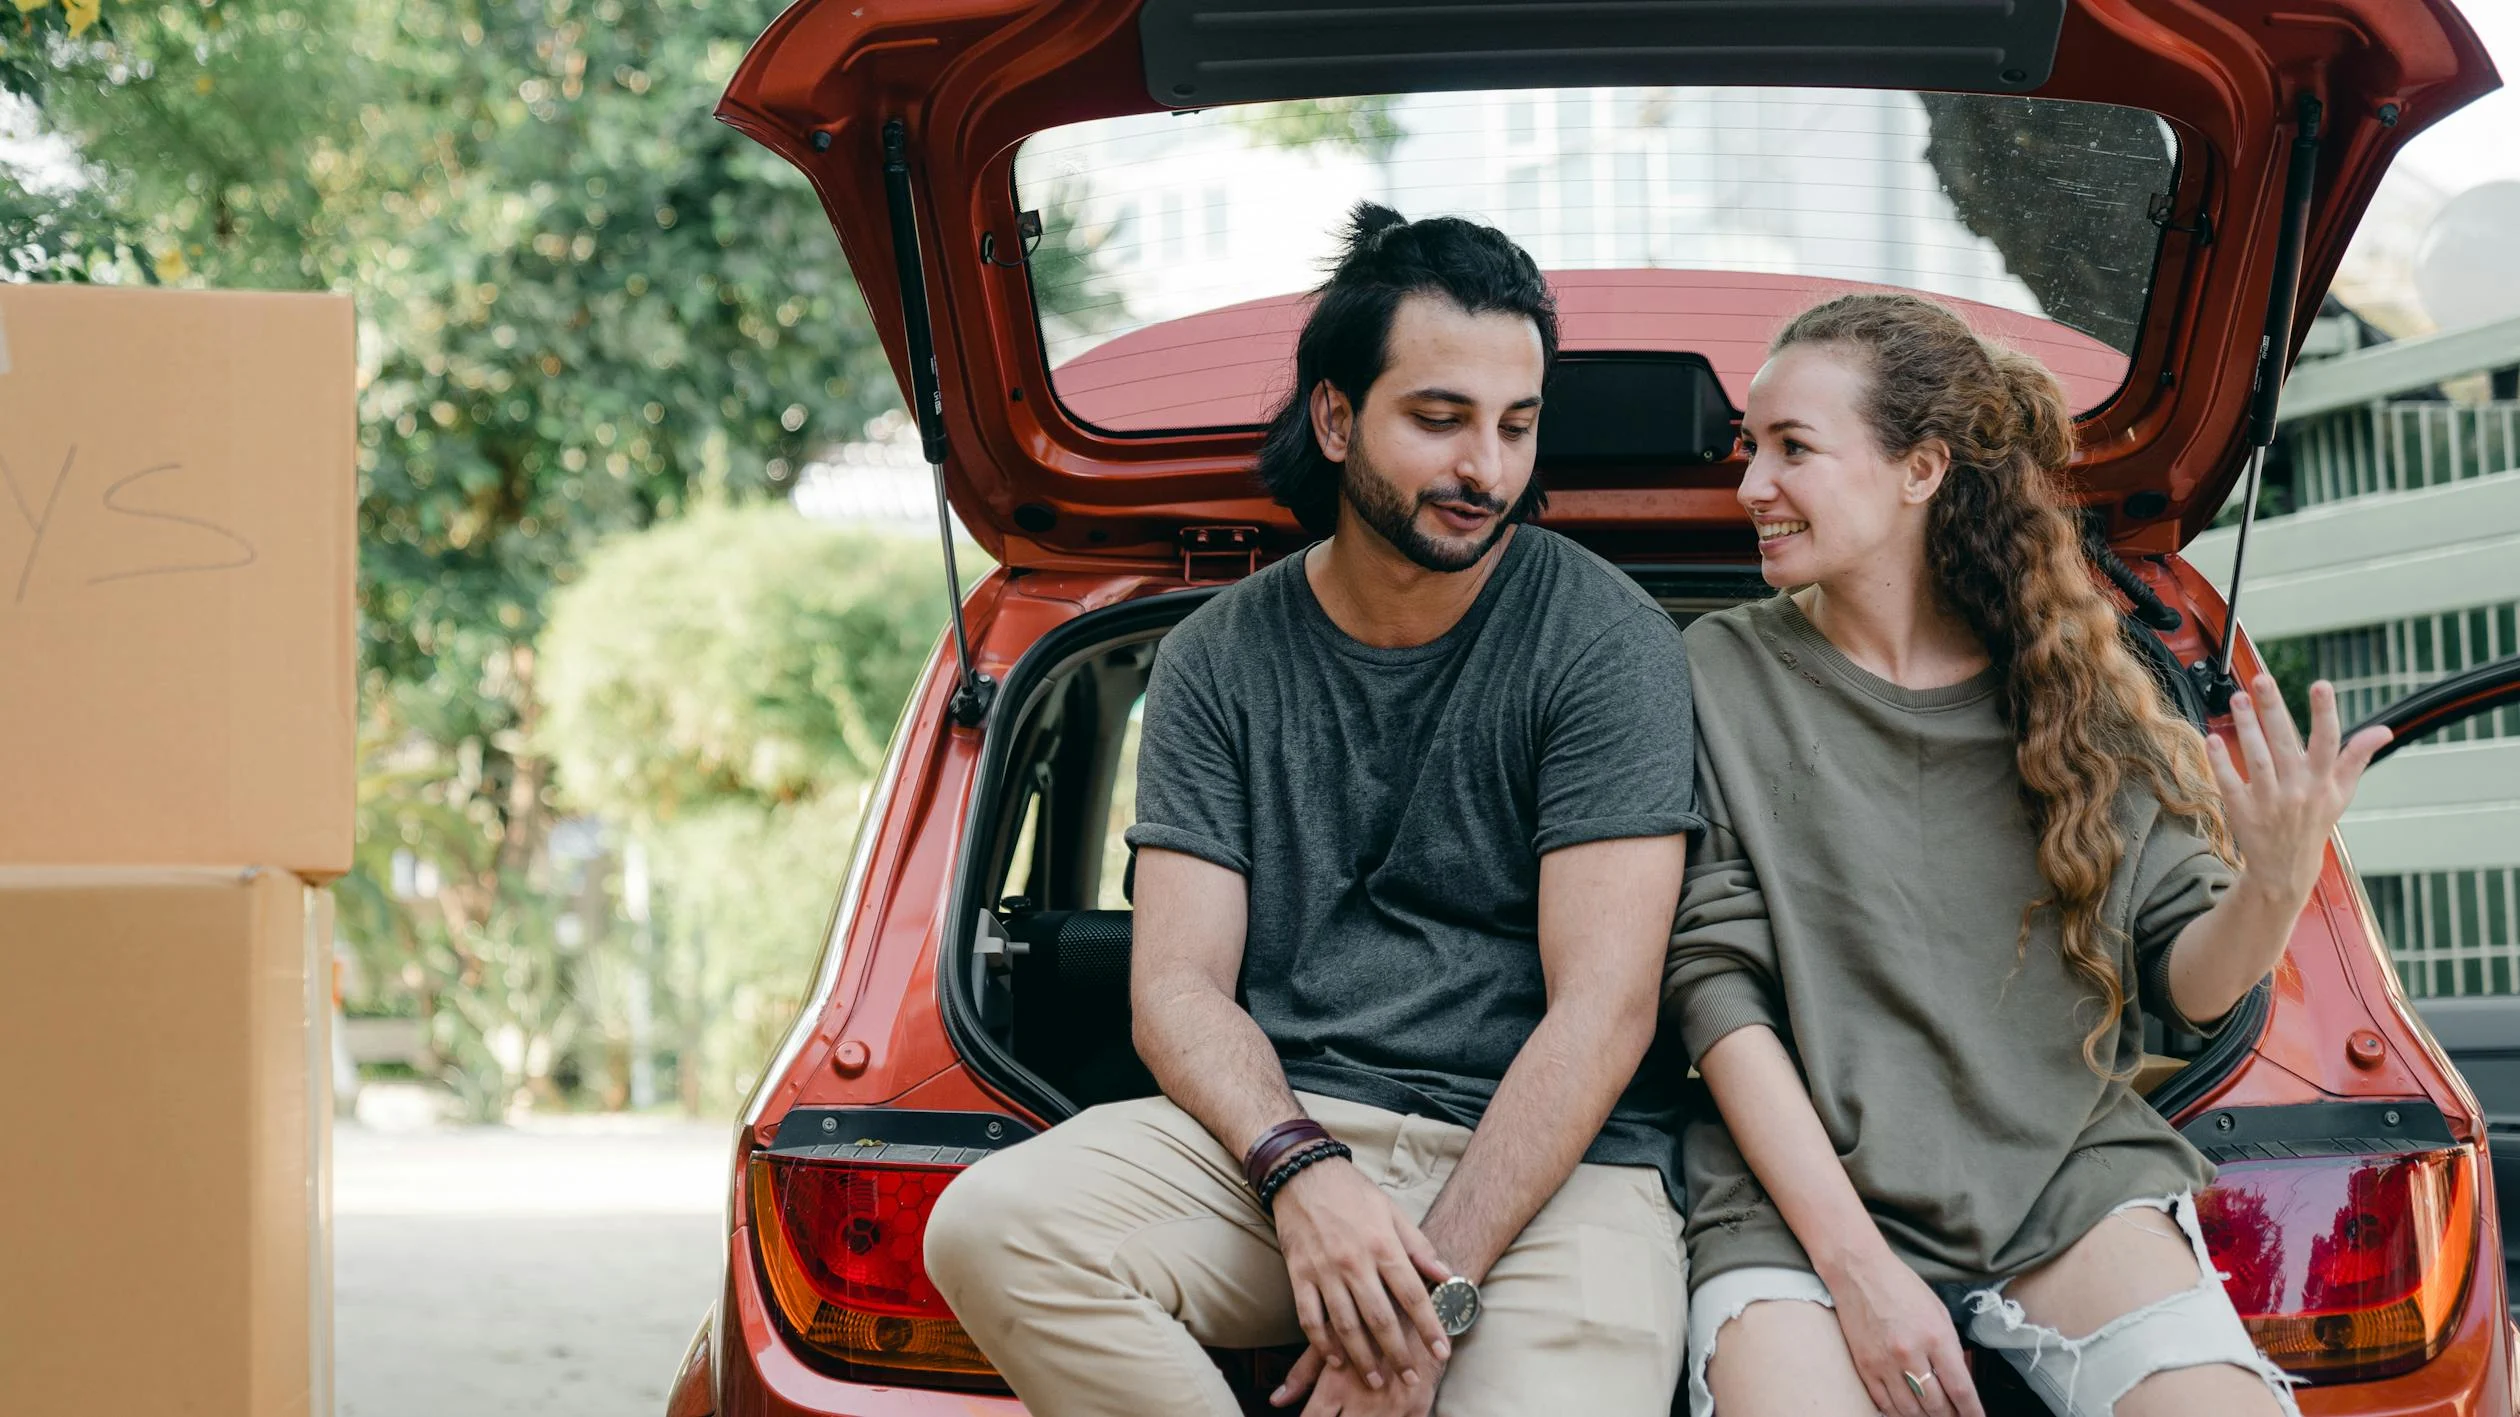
[1127,624,1253,879]
[2129,819,2238,1038]
[1121,822,1249,878]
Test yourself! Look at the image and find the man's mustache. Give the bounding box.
[1417,483,1507,515]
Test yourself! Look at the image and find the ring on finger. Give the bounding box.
[1903,1369,1934,1401]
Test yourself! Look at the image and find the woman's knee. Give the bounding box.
[1694,1296,1866,1417]
[2113,1360,2296,1417]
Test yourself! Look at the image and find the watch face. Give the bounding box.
[1431,1277,1480,1337]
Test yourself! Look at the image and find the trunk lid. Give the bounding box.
[719,0,2496,569]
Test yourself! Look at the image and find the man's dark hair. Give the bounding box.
[1255,204,1560,537]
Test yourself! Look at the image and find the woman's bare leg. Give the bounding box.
[1705,1298,1879,1416]
[1997,1205,2286,1417]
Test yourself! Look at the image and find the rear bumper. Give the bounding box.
[708,1226,2510,1417]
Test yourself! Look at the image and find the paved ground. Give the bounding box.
[334,1110,734,1417]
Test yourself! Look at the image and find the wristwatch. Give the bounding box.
[1429,1274,1481,1337]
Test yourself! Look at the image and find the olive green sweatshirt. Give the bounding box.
[1665,594,2227,1289]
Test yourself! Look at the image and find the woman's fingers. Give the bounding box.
[1906,1346,1957,1417]
[1272,1346,1328,1409]
[2305,679,2342,766]
[2228,690,2278,786]
[2204,732,2246,805]
[1935,1338,1984,1417]
[2340,722,2392,783]
[2254,674,2307,761]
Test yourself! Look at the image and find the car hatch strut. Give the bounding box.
[2190,93,2323,716]
[881,116,996,729]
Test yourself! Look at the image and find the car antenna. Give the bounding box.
[2192,92,2323,717]
[881,116,996,729]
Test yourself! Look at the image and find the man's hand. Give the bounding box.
[1268,1158,1455,1391]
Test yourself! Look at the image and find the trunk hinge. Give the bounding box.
[2190,92,2322,717]
[880,116,995,729]
[1179,525,1261,584]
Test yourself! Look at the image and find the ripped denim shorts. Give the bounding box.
[1682,1193,2303,1417]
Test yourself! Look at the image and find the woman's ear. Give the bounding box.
[1309,381,1354,463]
[1901,440,1952,505]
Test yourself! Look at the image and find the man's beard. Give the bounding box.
[1339,431,1533,574]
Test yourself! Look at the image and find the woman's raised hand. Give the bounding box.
[2207,674,2392,905]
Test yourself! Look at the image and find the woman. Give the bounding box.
[1665,292,2385,1417]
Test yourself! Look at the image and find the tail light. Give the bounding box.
[747,1153,1003,1389]
[2196,1145,2479,1383]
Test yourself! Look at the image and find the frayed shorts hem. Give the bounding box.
[1681,1194,2302,1417]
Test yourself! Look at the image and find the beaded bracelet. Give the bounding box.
[1256,1138,1353,1214]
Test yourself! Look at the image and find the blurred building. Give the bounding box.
[2192,304,2520,997]
[788,409,964,537]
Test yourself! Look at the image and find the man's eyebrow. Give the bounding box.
[1401,387,1545,411]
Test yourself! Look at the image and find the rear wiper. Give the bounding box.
[2189,92,2323,716]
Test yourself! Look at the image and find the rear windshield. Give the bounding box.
[1013,88,2180,434]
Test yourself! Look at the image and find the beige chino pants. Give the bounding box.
[924,1090,1687,1417]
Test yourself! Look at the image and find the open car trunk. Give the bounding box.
[942,571,2258,1127]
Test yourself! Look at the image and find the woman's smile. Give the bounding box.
[1754,518,1808,555]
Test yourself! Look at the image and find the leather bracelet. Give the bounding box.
[1243,1118,1334,1192]
[1257,1139,1352,1214]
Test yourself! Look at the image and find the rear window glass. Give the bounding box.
[1013,88,2179,433]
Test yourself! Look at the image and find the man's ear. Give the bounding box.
[1902,439,1952,505]
[1309,380,1354,464]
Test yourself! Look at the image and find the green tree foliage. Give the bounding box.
[1235,97,1404,161]
[539,505,942,822]
[11,0,905,1115]
[537,506,948,1112]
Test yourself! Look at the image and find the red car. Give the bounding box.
[671,2,2518,1413]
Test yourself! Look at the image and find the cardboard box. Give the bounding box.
[0,286,356,877]
[0,867,333,1417]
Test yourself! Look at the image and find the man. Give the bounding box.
[925,204,1699,1416]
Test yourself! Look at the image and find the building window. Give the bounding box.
[1203,187,1229,257]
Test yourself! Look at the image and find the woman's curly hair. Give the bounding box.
[1773,292,2234,1072]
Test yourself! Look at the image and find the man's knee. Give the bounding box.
[924,1145,1048,1304]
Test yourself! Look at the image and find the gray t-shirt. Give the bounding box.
[1126,527,1703,1199]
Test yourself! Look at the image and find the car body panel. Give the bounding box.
[718,0,2496,565]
